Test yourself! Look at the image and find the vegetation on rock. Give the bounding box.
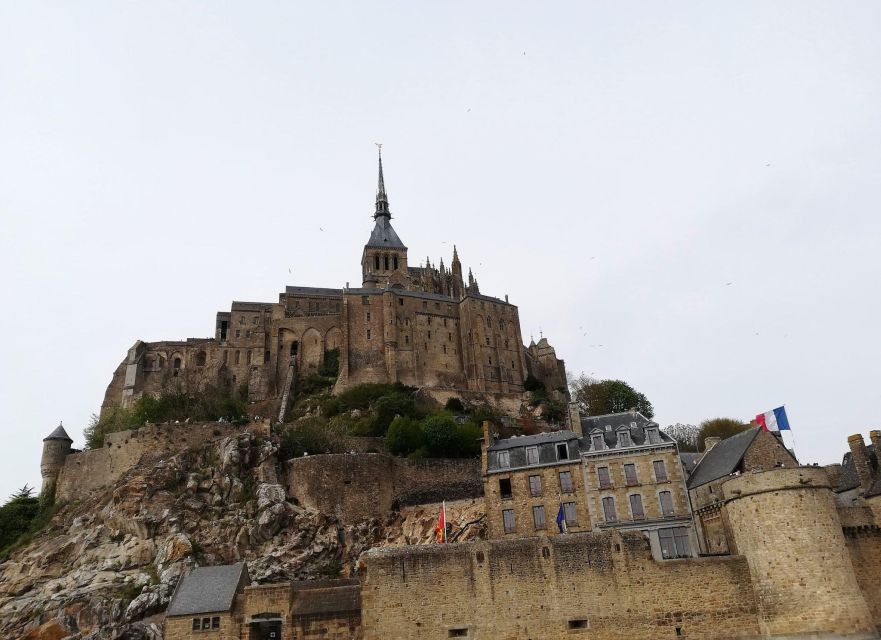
[85,383,249,448]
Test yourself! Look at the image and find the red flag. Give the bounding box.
[435,501,446,543]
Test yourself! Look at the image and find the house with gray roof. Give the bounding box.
[686,426,798,555]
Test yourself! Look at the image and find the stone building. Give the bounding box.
[481,410,697,559]
[101,151,566,420]
[483,427,587,539]
[579,411,696,559]
[686,426,798,555]
[165,563,361,640]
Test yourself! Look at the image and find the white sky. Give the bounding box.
[2,2,880,500]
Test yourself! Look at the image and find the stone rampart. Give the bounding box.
[723,467,877,639]
[55,421,258,502]
[360,531,760,640]
[285,454,481,523]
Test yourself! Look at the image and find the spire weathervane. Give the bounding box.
[374,143,390,219]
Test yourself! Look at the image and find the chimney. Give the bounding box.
[870,430,881,454]
[481,420,494,473]
[848,434,873,493]
[703,437,721,454]
[568,403,582,436]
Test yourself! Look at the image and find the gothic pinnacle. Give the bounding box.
[374,143,390,219]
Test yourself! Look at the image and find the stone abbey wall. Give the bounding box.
[360,531,760,640]
[285,454,481,523]
[54,422,252,502]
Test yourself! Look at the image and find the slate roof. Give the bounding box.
[488,430,579,452]
[285,286,345,297]
[837,444,878,493]
[167,563,249,617]
[679,452,702,477]
[685,427,761,490]
[580,411,672,451]
[365,217,406,249]
[44,424,72,442]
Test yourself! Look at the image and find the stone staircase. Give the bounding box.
[277,361,297,423]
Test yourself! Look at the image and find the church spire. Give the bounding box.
[374,144,390,219]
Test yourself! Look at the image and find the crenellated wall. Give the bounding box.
[284,454,481,523]
[360,531,760,640]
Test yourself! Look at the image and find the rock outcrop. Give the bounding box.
[0,430,486,639]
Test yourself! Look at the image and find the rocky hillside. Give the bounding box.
[0,430,485,640]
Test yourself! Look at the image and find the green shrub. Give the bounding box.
[523,374,545,392]
[384,416,425,456]
[319,348,340,377]
[422,413,461,457]
[277,417,347,460]
[298,372,335,397]
[335,382,416,412]
[85,383,248,448]
[0,485,58,559]
[372,394,417,436]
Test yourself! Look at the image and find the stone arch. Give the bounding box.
[278,329,300,363]
[301,327,322,369]
[170,351,184,377]
[325,326,342,351]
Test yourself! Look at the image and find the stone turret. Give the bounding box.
[41,422,73,496]
[723,467,876,638]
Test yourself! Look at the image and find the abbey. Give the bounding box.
[100,152,566,418]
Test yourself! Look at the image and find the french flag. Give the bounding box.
[755,406,791,432]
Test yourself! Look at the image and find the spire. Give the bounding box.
[452,245,459,262]
[374,144,390,219]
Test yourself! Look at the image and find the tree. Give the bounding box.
[663,423,700,452]
[569,374,654,419]
[696,418,750,450]
[0,487,40,552]
[384,416,425,456]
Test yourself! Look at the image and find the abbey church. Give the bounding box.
[100,152,567,418]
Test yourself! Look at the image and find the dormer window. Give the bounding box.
[591,434,604,451]
[645,427,659,444]
[498,451,510,468]
[618,431,631,448]
[556,443,569,461]
[526,446,539,465]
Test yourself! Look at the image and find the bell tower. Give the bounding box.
[361,145,409,289]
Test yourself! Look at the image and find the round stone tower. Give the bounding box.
[40,422,73,496]
[723,467,876,639]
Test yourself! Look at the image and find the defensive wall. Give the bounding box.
[839,506,881,632]
[360,530,760,640]
[723,467,878,639]
[54,421,260,502]
[285,454,482,523]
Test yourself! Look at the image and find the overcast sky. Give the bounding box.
[2,2,880,501]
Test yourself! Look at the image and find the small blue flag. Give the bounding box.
[556,502,567,533]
